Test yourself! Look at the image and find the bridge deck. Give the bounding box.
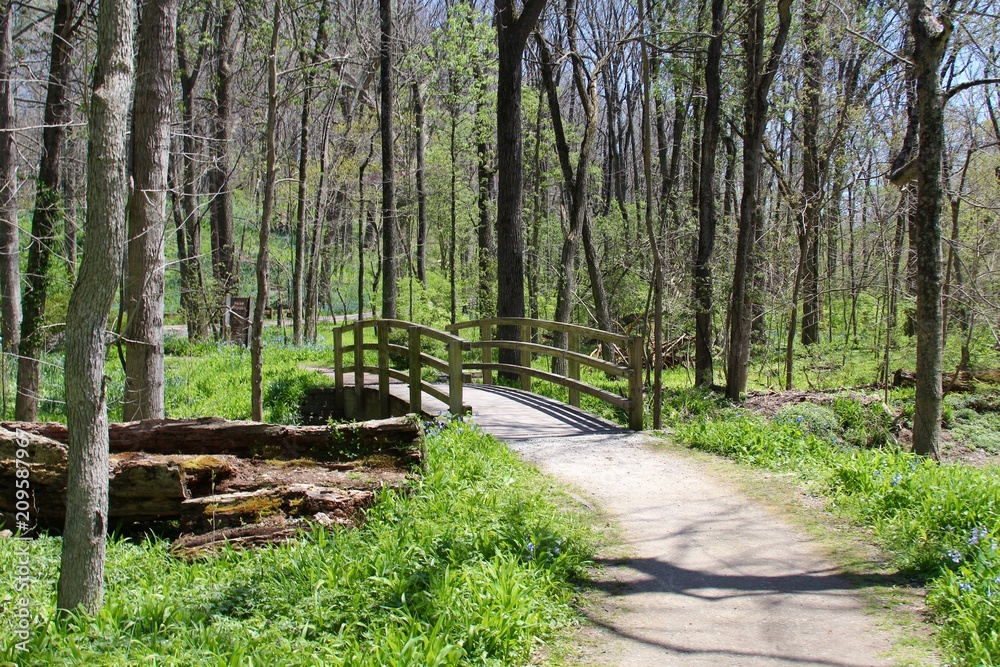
[336,371,626,440]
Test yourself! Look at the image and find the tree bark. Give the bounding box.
[725,0,792,401]
[414,82,428,286]
[694,0,725,388]
[208,7,237,322]
[57,0,133,613]
[0,0,19,353]
[908,0,950,458]
[379,0,398,319]
[494,0,546,366]
[252,2,281,422]
[124,0,178,422]
[16,0,79,421]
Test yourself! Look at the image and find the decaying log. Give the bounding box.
[171,522,299,558]
[0,415,422,462]
[179,484,373,532]
[892,369,982,392]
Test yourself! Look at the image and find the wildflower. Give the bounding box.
[526,541,535,558]
[969,527,989,546]
[948,550,962,564]
[891,472,902,487]
[959,582,973,592]
[992,540,998,552]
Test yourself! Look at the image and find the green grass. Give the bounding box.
[669,400,1000,666]
[0,419,594,666]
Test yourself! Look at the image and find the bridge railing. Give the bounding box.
[446,317,644,430]
[332,319,471,417]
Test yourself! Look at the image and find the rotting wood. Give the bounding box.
[0,415,422,462]
[891,369,1000,392]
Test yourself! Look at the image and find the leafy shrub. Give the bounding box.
[832,397,894,448]
[774,402,838,439]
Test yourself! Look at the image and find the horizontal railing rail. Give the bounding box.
[333,319,471,417]
[447,317,643,430]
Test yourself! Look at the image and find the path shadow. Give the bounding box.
[466,384,626,437]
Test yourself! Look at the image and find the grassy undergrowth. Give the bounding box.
[0,419,593,666]
[670,393,1000,666]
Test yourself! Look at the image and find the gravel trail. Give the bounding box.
[464,385,901,667]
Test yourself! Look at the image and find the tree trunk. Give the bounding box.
[475,96,496,318]
[305,119,330,342]
[0,0,17,353]
[253,2,281,422]
[57,0,133,613]
[124,0,179,421]
[414,83,428,287]
[16,0,79,421]
[494,0,546,367]
[694,0,725,388]
[208,7,236,323]
[799,0,822,346]
[725,0,792,401]
[175,19,209,342]
[908,0,950,458]
[379,0,398,319]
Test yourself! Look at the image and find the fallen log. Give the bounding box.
[0,415,423,462]
[179,484,374,532]
[171,522,299,559]
[892,369,977,392]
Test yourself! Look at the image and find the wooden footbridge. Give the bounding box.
[329,318,645,431]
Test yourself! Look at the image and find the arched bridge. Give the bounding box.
[329,318,645,432]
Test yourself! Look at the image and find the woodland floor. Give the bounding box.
[461,386,937,666]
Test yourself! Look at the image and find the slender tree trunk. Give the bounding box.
[908,0,951,458]
[208,7,236,323]
[694,0,725,388]
[17,0,79,421]
[379,0,398,319]
[800,0,822,345]
[252,1,281,421]
[176,21,209,342]
[640,0,661,428]
[57,0,133,612]
[725,0,792,400]
[475,96,496,318]
[0,0,19,353]
[413,82,428,287]
[124,0,179,421]
[494,0,546,366]
[305,118,330,342]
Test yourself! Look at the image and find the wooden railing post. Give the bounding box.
[334,327,344,390]
[377,320,390,417]
[408,326,422,414]
[448,339,464,416]
[520,324,532,392]
[628,335,644,430]
[353,320,365,413]
[568,330,580,407]
[480,323,492,385]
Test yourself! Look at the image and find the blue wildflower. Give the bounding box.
[948,550,962,564]
[959,582,973,592]
[891,472,902,487]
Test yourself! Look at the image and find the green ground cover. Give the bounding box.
[0,419,594,666]
[667,390,1000,666]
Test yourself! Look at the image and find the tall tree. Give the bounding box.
[379,0,398,319]
[208,5,237,324]
[494,0,547,360]
[124,0,179,421]
[693,0,725,388]
[725,0,792,400]
[252,0,281,422]
[57,0,134,612]
[293,0,329,343]
[0,0,18,352]
[908,0,951,458]
[16,0,80,420]
[413,81,428,286]
[175,9,210,342]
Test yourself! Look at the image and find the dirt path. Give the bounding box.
[463,386,908,667]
